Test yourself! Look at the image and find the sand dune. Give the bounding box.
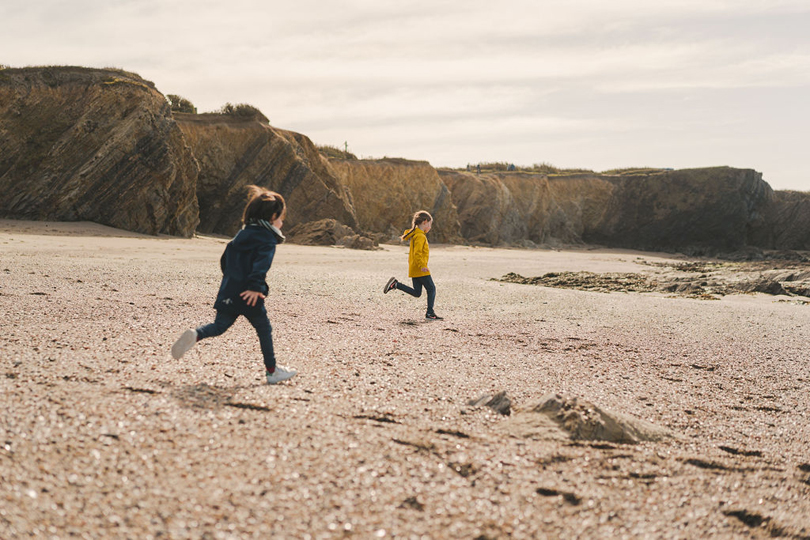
[1,219,809,538]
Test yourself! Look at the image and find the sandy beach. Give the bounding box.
[1,219,809,539]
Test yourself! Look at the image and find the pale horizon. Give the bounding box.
[2,0,809,191]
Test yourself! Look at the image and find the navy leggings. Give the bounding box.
[195,310,276,372]
[396,275,436,313]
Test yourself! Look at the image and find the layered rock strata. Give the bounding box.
[750,190,810,251]
[175,113,356,237]
[439,170,613,246]
[328,158,463,244]
[1,66,805,253]
[0,67,199,236]
[441,167,782,253]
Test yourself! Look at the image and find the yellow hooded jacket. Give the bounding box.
[403,227,430,278]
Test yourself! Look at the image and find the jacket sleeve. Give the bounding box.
[246,243,276,292]
[412,235,429,269]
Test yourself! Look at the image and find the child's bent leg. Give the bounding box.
[423,276,436,313]
[246,313,276,373]
[397,279,424,298]
[196,311,238,340]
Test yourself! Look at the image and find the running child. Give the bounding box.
[383,210,443,320]
[171,185,297,384]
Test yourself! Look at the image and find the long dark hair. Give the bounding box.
[242,185,286,225]
[400,210,432,241]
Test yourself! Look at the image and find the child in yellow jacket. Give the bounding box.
[384,211,443,320]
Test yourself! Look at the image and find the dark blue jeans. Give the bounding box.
[396,275,436,313]
[196,310,276,372]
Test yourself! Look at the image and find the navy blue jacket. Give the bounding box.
[213,225,282,316]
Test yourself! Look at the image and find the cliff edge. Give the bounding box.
[175,113,356,236]
[328,158,462,243]
[0,67,199,236]
[441,167,783,253]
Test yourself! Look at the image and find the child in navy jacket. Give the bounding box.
[171,185,296,384]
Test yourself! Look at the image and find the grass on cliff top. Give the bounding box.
[450,161,595,175]
[317,145,358,160]
[449,161,670,176]
[0,65,156,89]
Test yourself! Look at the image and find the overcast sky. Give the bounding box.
[2,0,808,190]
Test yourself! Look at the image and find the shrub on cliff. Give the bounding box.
[317,144,357,160]
[456,162,595,175]
[167,94,197,114]
[601,167,667,175]
[531,162,594,175]
[219,102,269,123]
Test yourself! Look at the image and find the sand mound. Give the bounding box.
[502,393,673,444]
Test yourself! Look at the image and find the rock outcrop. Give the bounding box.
[0,66,199,236]
[175,113,357,237]
[328,158,463,244]
[286,218,354,246]
[1,66,804,252]
[440,170,614,246]
[442,167,778,253]
[586,167,772,253]
[749,190,810,251]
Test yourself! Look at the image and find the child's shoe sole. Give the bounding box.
[171,329,197,359]
[266,367,297,384]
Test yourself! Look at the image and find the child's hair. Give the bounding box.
[400,210,433,240]
[242,185,286,225]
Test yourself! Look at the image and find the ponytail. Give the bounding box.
[400,210,433,241]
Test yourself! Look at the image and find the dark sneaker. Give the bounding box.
[425,312,443,320]
[384,277,398,294]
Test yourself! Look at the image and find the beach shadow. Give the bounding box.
[172,383,271,411]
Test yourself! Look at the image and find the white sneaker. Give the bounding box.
[266,365,297,384]
[171,329,197,359]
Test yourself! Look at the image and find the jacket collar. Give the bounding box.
[246,219,286,243]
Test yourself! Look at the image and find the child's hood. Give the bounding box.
[402,227,425,241]
[230,225,281,250]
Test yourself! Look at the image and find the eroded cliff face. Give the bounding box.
[750,190,810,250]
[328,158,462,243]
[441,167,777,252]
[0,67,199,236]
[586,167,773,252]
[1,66,803,251]
[175,113,356,236]
[440,171,615,246]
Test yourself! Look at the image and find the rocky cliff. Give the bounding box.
[1,67,805,253]
[0,66,199,236]
[585,167,772,253]
[750,190,810,251]
[439,170,614,246]
[441,167,781,253]
[175,113,356,236]
[328,158,463,243]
